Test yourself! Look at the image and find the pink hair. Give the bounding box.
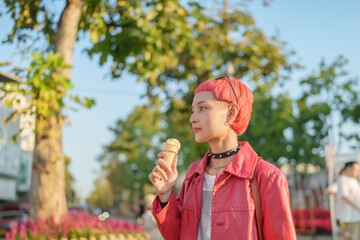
[194,77,253,136]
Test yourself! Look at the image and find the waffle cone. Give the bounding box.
[162,139,180,164]
[162,152,177,164]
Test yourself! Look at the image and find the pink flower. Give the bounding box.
[78,211,85,221]
[19,223,28,239]
[126,222,134,231]
[10,225,17,239]
[45,225,51,238]
[136,224,143,232]
[29,221,39,236]
[5,231,12,240]
[62,222,68,238]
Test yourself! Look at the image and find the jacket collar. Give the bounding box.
[189,141,258,179]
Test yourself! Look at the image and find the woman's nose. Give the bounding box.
[189,112,197,123]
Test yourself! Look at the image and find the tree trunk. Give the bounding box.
[29,0,82,221]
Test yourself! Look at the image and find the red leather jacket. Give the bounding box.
[152,141,296,240]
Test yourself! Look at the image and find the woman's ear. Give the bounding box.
[227,104,239,124]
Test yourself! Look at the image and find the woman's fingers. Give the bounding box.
[150,152,178,190]
[153,165,168,181]
[157,151,164,158]
[157,151,179,174]
[150,170,162,181]
[171,154,178,174]
[157,152,172,173]
[149,166,166,187]
[157,158,174,174]
[149,171,157,182]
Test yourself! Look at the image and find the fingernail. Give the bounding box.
[163,152,168,155]
[168,168,173,174]
[165,176,168,181]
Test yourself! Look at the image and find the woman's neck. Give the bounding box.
[206,136,239,173]
[208,136,238,154]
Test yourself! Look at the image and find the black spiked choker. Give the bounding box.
[208,144,241,159]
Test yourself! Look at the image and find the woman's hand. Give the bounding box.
[149,152,178,203]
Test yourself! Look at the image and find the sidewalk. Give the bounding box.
[297,235,333,240]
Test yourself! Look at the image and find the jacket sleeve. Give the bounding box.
[261,169,297,240]
[151,181,186,240]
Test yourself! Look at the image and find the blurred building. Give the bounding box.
[0,70,34,203]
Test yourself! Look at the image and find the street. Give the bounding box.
[297,235,333,240]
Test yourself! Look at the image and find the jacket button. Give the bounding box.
[216,222,224,227]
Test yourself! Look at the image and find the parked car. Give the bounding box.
[0,202,28,213]
[0,210,28,237]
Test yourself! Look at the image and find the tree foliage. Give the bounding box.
[1,53,94,135]
[65,156,79,205]
[2,0,57,45]
[99,106,163,194]
[292,56,360,163]
[83,0,292,101]
[86,177,114,209]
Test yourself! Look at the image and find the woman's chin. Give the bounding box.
[194,135,207,143]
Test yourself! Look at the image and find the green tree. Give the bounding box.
[86,177,114,209]
[291,57,360,166]
[98,106,163,207]
[1,0,91,220]
[65,156,79,206]
[85,1,291,102]
[244,57,360,168]
[242,90,294,164]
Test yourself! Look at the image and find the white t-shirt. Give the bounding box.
[336,175,360,222]
[197,172,216,240]
[327,182,338,194]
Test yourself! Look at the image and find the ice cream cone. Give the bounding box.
[162,138,181,164]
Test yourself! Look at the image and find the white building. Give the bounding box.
[0,70,34,202]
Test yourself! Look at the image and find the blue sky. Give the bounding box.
[1,0,359,201]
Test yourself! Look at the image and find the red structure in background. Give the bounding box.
[292,208,332,234]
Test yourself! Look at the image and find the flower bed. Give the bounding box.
[5,210,148,240]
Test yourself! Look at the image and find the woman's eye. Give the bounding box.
[200,107,206,111]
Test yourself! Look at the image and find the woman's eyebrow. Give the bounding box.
[192,100,210,108]
[195,100,207,106]
[192,101,202,108]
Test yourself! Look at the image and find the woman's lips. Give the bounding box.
[193,127,201,133]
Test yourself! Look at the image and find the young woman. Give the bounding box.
[148,76,296,239]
